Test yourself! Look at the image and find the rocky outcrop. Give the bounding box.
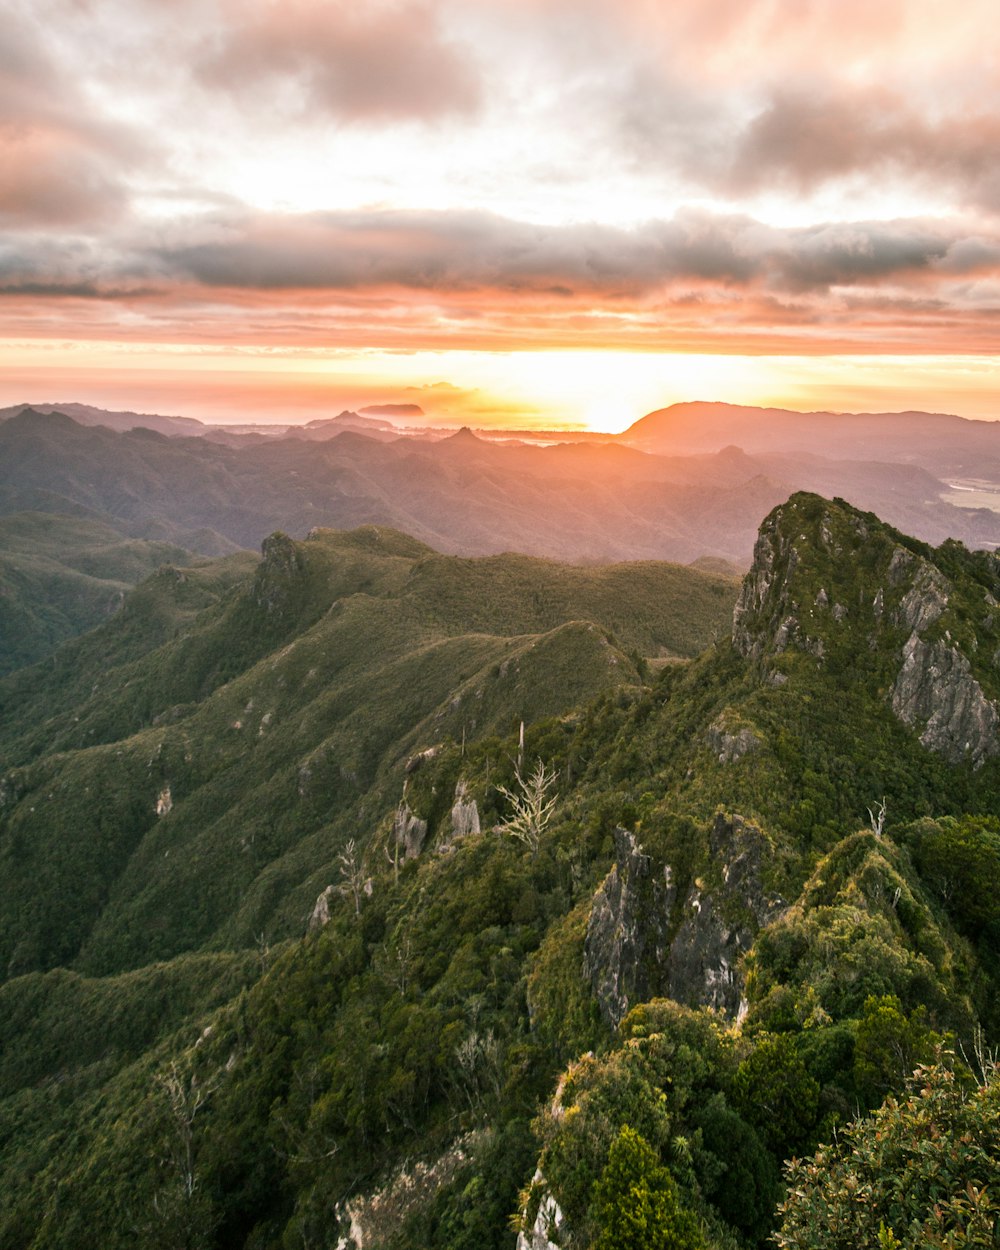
[891,634,999,765]
[733,494,1000,767]
[887,559,1000,765]
[666,814,785,1015]
[516,1174,564,1250]
[583,815,784,1028]
[333,1134,481,1250]
[706,712,761,764]
[449,780,480,839]
[405,745,440,774]
[895,561,949,633]
[394,801,428,859]
[732,509,801,660]
[254,531,305,615]
[307,884,337,932]
[583,827,657,1026]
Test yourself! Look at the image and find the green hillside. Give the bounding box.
[0,512,216,675]
[2,497,999,1250]
[0,526,736,981]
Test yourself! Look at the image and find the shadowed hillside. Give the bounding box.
[4,407,1000,573]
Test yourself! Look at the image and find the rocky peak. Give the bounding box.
[732,493,1000,767]
[254,531,307,615]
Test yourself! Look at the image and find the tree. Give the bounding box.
[910,815,1000,949]
[776,1061,1000,1249]
[145,1060,222,1249]
[853,993,939,1105]
[590,1125,703,1250]
[494,759,558,853]
[731,1032,820,1155]
[336,838,371,916]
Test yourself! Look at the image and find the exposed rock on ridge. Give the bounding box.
[449,780,480,841]
[393,801,428,859]
[583,815,783,1028]
[733,492,1000,767]
[892,635,999,766]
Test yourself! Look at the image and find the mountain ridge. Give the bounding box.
[1,494,1000,1248]
[4,405,1000,574]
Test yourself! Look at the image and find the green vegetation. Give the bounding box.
[1,495,1000,1248]
[0,511,212,675]
[776,1061,1000,1249]
[591,1126,704,1250]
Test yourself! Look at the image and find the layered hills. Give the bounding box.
[3,405,1000,584]
[0,527,736,979]
[1,494,1000,1249]
[0,512,227,676]
[620,399,1000,477]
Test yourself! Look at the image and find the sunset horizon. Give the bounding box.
[3,0,1000,431]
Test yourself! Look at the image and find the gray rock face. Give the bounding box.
[394,802,428,859]
[254,531,305,615]
[449,780,480,839]
[583,828,657,1027]
[667,814,785,1015]
[894,562,950,634]
[515,1181,564,1250]
[734,496,1000,767]
[333,1134,480,1250]
[308,884,337,933]
[887,554,999,766]
[583,815,784,1028]
[891,634,1000,766]
[732,513,799,660]
[706,714,761,763]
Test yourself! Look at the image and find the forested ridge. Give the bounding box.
[2,493,1000,1248]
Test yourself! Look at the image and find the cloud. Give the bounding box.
[3,0,1000,363]
[131,207,990,298]
[576,1,1000,210]
[0,132,131,228]
[197,0,480,123]
[0,9,148,227]
[3,204,997,366]
[719,87,1000,211]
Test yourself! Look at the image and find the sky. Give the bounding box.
[2,0,1000,430]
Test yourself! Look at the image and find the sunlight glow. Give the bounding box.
[1,341,997,430]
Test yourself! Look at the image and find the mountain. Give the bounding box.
[4,405,1000,567]
[0,527,736,978]
[1,494,999,1249]
[621,399,1000,478]
[301,410,399,435]
[0,512,225,675]
[0,400,208,438]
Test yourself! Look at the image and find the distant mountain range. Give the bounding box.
[3,397,1000,674]
[2,402,1000,567]
[620,400,1000,478]
[5,397,1000,473]
[0,401,404,442]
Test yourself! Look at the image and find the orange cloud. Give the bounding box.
[198,0,480,122]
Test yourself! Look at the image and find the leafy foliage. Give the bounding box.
[591,1125,704,1250]
[776,1062,1000,1249]
[0,510,209,675]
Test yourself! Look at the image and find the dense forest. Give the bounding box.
[2,492,1000,1248]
